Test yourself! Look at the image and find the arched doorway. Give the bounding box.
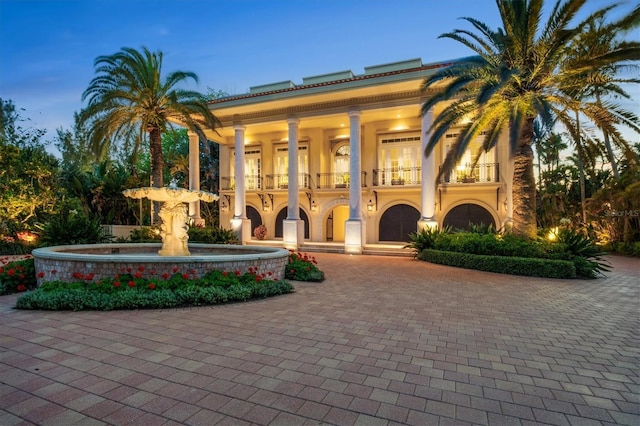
[325,205,349,242]
[379,204,420,242]
[443,204,495,231]
[274,208,309,239]
[246,206,262,237]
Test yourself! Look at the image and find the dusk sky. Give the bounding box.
[1,0,635,148]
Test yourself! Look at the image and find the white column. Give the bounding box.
[187,131,203,225]
[286,118,300,220]
[345,109,364,254]
[283,117,303,249]
[419,107,438,230]
[232,125,251,243]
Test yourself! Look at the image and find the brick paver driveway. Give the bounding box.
[1,253,638,425]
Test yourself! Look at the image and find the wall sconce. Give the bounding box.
[220,194,230,212]
[367,190,377,212]
[258,193,273,212]
[311,200,317,212]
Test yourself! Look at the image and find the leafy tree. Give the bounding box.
[0,99,60,233]
[81,46,220,197]
[420,0,640,239]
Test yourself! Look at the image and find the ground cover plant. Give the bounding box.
[0,256,36,295]
[407,226,609,278]
[15,266,294,311]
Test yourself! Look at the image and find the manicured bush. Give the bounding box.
[188,226,239,244]
[15,269,294,311]
[419,249,577,279]
[39,208,107,246]
[285,251,325,282]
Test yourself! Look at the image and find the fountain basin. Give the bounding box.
[32,243,289,286]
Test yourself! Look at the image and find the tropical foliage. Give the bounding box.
[420,0,640,239]
[81,46,220,194]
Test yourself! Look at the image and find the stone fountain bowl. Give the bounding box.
[122,187,218,203]
[32,243,289,286]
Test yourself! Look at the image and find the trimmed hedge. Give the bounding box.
[418,249,577,279]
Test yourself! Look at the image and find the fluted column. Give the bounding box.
[344,109,363,254]
[187,131,202,224]
[283,117,303,250]
[418,107,438,230]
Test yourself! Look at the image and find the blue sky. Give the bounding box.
[0,0,635,145]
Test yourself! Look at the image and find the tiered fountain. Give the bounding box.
[32,182,288,285]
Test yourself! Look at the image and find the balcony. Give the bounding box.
[220,175,262,191]
[373,167,421,186]
[439,162,499,184]
[316,172,368,189]
[265,173,312,190]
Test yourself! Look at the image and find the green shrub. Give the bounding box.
[554,228,610,278]
[39,208,107,246]
[404,226,451,257]
[419,249,576,279]
[128,227,162,242]
[16,270,294,311]
[188,226,239,244]
[0,258,36,295]
[285,251,325,282]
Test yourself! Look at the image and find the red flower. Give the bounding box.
[37,272,45,278]
[134,272,142,279]
[162,273,169,279]
[8,269,15,276]
[19,274,25,280]
[0,267,3,273]
[234,270,240,276]
[86,273,95,280]
[114,281,120,288]
[290,269,295,274]
[126,267,132,273]
[51,269,57,275]
[16,284,26,292]
[148,283,156,290]
[255,275,262,282]
[138,266,145,272]
[172,267,179,273]
[149,270,156,275]
[222,271,228,277]
[267,271,273,276]
[182,273,189,279]
[128,281,135,288]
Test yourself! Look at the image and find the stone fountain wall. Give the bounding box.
[32,244,289,286]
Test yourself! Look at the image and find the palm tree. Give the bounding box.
[81,47,220,193]
[420,0,639,239]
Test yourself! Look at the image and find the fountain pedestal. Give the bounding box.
[123,183,218,256]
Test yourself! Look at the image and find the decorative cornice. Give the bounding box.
[215,89,440,126]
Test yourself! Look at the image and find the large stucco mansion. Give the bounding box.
[191,57,513,254]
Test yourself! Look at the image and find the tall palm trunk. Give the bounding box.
[149,126,164,222]
[574,111,587,224]
[595,94,620,179]
[512,118,537,239]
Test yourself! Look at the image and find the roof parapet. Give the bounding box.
[302,70,355,85]
[250,80,296,94]
[364,58,423,75]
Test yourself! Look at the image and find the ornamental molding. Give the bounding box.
[215,89,440,126]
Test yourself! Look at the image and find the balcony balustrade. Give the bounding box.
[220,175,262,191]
[439,162,499,183]
[316,172,367,189]
[265,173,312,190]
[373,167,421,186]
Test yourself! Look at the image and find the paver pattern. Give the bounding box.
[0,253,638,425]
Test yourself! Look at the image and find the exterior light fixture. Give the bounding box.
[311,200,317,212]
[367,200,374,212]
[220,195,230,212]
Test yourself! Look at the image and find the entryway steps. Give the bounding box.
[249,240,412,256]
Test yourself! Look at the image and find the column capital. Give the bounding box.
[233,124,246,132]
[348,108,361,118]
[287,117,299,126]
